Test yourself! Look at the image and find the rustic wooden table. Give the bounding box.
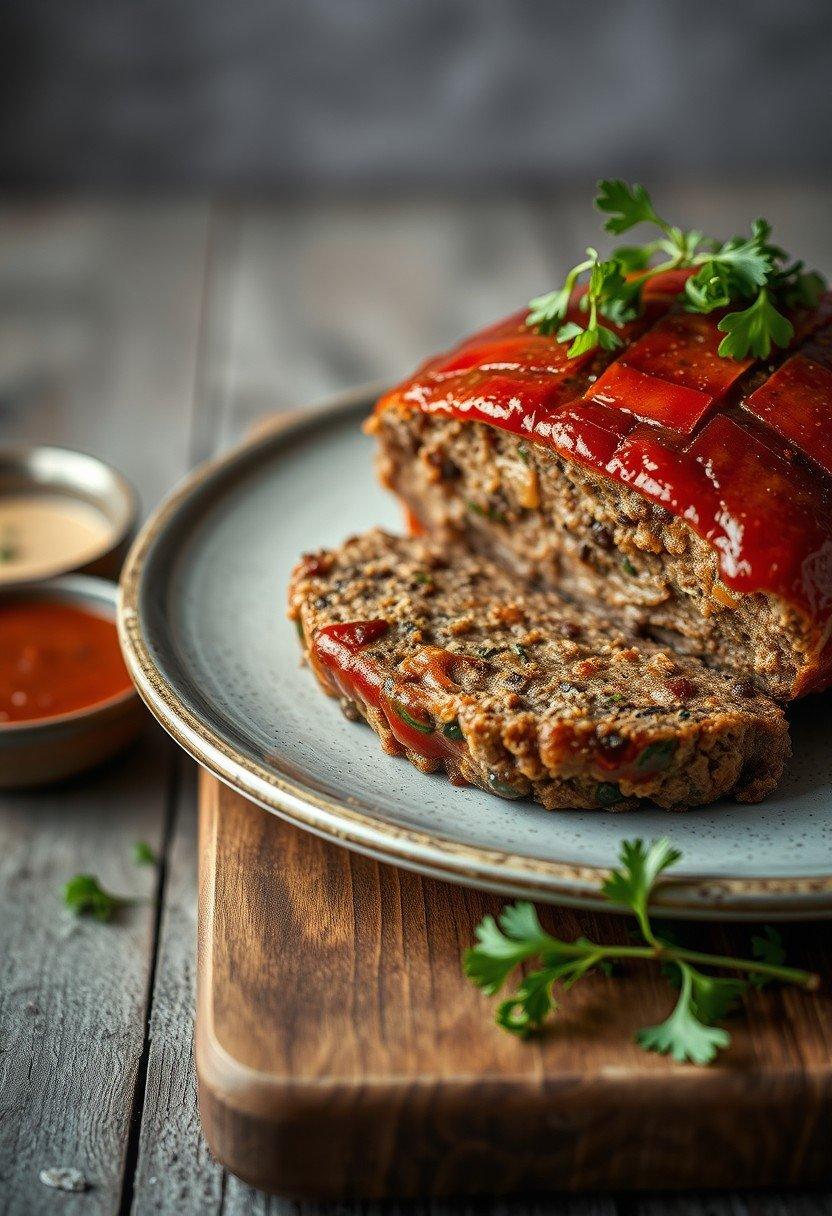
[1,192,831,1216]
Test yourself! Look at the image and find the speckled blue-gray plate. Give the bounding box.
[119,390,832,920]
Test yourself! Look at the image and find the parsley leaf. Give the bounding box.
[637,963,731,1065]
[717,288,794,360]
[464,902,555,994]
[600,837,681,942]
[709,222,772,292]
[63,874,127,922]
[783,268,825,310]
[527,286,573,334]
[495,966,561,1036]
[550,249,626,357]
[596,180,665,235]
[687,969,747,1021]
[750,926,787,988]
[133,841,157,866]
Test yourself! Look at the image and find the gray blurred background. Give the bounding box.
[2,0,831,192]
[4,10,832,1211]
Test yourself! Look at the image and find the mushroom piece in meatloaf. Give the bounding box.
[368,305,832,701]
[288,529,789,812]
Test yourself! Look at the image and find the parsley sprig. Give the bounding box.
[63,874,128,922]
[464,839,819,1065]
[528,180,825,361]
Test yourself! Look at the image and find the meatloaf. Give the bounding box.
[369,306,832,700]
[288,529,788,811]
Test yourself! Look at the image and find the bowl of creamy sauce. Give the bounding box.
[0,446,138,587]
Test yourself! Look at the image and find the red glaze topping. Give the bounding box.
[376,295,832,683]
[587,313,752,432]
[742,353,832,478]
[314,619,390,655]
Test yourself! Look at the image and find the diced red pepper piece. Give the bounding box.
[624,313,752,392]
[641,267,696,300]
[586,314,752,433]
[742,353,832,478]
[404,369,595,427]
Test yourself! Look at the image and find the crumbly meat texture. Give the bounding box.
[372,404,819,701]
[288,529,789,812]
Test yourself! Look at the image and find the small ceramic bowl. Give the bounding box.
[0,445,138,587]
[0,576,144,788]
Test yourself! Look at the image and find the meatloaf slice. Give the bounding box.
[288,529,789,812]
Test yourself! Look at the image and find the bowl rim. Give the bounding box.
[0,573,139,733]
[0,443,139,586]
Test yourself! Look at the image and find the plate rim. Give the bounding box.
[118,386,832,920]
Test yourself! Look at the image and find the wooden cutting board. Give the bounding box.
[196,770,832,1199]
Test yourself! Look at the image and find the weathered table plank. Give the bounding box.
[209,197,547,446]
[0,202,209,1215]
[128,762,224,1216]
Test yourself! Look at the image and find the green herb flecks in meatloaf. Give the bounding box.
[288,529,789,811]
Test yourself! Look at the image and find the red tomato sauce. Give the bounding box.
[0,601,132,724]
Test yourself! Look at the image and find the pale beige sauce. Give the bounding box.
[0,494,112,582]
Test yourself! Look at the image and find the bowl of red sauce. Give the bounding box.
[0,575,143,787]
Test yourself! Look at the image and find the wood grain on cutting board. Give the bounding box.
[197,771,832,1199]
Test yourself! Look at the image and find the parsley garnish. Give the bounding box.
[133,840,157,866]
[464,838,819,1065]
[63,874,128,922]
[528,181,825,361]
[529,248,625,357]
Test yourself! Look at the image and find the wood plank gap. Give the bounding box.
[117,749,182,1216]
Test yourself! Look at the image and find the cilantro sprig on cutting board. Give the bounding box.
[528,180,825,361]
[464,839,819,1065]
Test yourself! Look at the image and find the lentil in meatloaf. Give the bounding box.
[288,529,789,811]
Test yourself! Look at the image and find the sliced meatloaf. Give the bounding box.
[288,529,789,812]
[369,306,832,701]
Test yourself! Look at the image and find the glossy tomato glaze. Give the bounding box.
[0,600,133,724]
[375,285,832,688]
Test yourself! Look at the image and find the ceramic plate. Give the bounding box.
[119,389,832,920]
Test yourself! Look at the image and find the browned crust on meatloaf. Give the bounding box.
[288,529,789,812]
[371,403,819,701]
